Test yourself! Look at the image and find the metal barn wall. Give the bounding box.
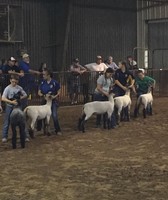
[0,0,53,70]
[64,0,137,69]
[137,0,168,68]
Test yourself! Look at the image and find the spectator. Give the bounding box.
[1,75,27,143]
[2,57,24,88]
[94,67,116,128]
[105,56,119,71]
[19,53,41,109]
[113,61,135,97]
[69,58,86,104]
[127,55,138,70]
[38,62,47,83]
[38,69,62,135]
[85,55,108,99]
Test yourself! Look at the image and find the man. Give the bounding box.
[85,55,108,99]
[105,56,119,71]
[69,58,86,104]
[2,57,24,87]
[38,69,62,135]
[19,53,41,109]
[1,75,27,143]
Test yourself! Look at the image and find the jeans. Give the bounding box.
[2,104,13,139]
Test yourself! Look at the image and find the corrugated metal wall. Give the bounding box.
[65,0,137,69]
[137,0,168,68]
[0,0,137,71]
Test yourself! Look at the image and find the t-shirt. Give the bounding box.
[85,62,107,72]
[114,69,134,87]
[39,79,60,95]
[105,62,119,71]
[95,75,113,94]
[135,76,155,94]
[2,84,27,106]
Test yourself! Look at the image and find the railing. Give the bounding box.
[0,69,168,106]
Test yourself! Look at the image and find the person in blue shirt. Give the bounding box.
[38,69,62,135]
[19,53,41,109]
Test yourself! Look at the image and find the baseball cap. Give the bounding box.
[22,53,29,59]
[73,58,79,63]
[138,68,145,73]
[8,57,16,61]
[96,55,102,60]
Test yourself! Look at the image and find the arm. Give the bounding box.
[0,93,3,113]
[115,80,127,91]
[29,69,41,75]
[96,84,109,97]
[8,70,24,77]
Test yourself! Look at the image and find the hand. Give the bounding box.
[20,72,24,77]
[122,86,127,91]
[12,100,18,106]
[104,92,109,97]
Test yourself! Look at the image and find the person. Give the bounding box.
[134,69,156,116]
[1,75,27,143]
[19,53,41,109]
[38,69,62,135]
[38,62,47,84]
[2,57,24,88]
[85,55,108,99]
[94,67,116,128]
[105,56,119,71]
[113,61,135,97]
[127,55,138,70]
[69,58,86,104]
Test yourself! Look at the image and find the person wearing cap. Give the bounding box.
[69,58,86,104]
[2,57,24,88]
[85,55,108,100]
[94,67,116,128]
[105,56,119,71]
[19,53,41,109]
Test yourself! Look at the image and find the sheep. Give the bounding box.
[10,104,26,149]
[78,93,115,132]
[114,89,131,124]
[24,94,52,138]
[134,91,153,118]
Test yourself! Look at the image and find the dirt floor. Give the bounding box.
[0,97,168,200]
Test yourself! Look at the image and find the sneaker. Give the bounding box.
[2,138,7,143]
[25,138,30,142]
[55,131,62,136]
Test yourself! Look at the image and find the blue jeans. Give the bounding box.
[51,101,61,132]
[2,104,13,139]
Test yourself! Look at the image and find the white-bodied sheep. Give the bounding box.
[78,93,115,132]
[24,94,52,138]
[134,91,153,118]
[114,89,131,124]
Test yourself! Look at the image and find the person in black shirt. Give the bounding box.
[113,61,135,97]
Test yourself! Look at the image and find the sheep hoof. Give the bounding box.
[29,130,34,139]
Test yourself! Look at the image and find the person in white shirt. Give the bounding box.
[105,56,119,71]
[85,55,108,98]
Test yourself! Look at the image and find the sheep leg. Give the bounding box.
[78,114,86,132]
[44,117,51,136]
[19,122,25,148]
[143,108,146,118]
[11,124,17,149]
[103,113,107,129]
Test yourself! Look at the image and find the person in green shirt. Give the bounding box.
[135,69,155,97]
[134,69,156,117]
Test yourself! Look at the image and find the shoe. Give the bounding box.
[2,138,7,143]
[55,131,62,136]
[25,138,30,142]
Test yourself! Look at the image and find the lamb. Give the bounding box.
[24,94,52,138]
[78,93,115,132]
[10,104,26,149]
[114,89,131,124]
[134,91,153,118]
